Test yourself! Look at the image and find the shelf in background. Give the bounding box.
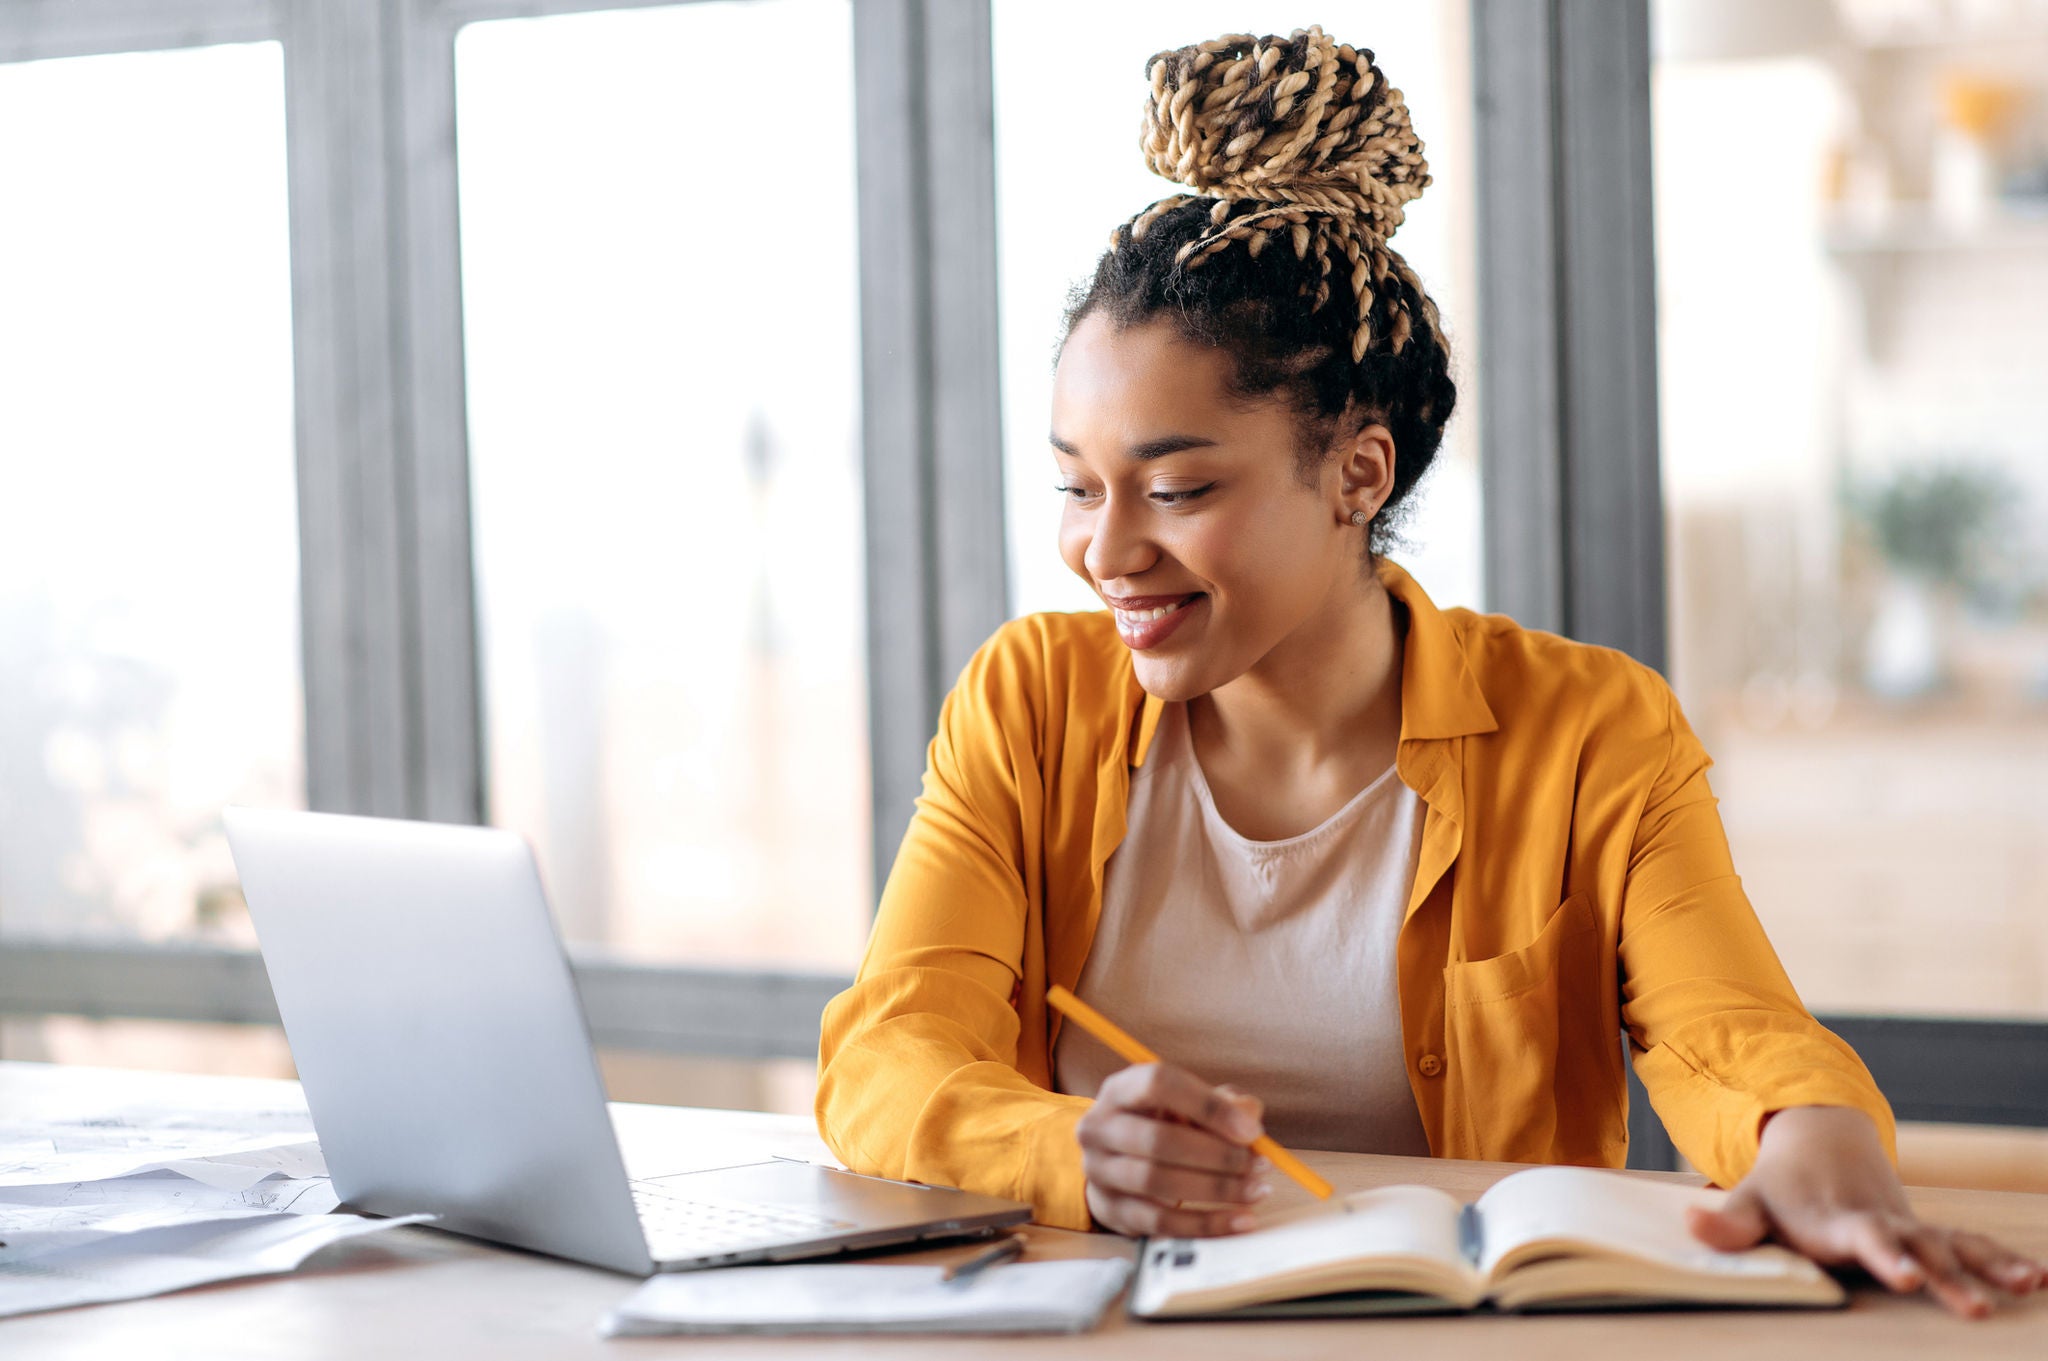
[1826,203,2048,253]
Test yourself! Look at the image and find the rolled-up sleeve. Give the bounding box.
[1618,687,1896,1187]
[815,623,1093,1229]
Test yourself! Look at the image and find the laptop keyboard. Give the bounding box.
[630,1179,858,1259]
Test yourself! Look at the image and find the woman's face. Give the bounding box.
[1050,312,1390,702]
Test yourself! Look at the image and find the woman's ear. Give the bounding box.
[1337,421,1398,525]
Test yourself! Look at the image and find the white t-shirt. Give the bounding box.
[1052,699,1432,1156]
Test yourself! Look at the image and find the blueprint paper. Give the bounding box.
[97,1140,326,1191]
[0,1210,431,1318]
[0,1114,317,1188]
[0,1071,429,1318]
[0,1174,339,1239]
[0,1172,343,1265]
[164,1140,326,1184]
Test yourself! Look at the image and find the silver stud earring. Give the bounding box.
[1350,510,1370,527]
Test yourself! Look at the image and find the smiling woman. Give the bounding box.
[815,24,2044,1317]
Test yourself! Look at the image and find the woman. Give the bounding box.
[815,27,2041,1316]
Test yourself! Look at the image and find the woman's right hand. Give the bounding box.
[1075,1062,1272,1237]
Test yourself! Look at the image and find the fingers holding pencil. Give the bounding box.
[1048,984,1336,1237]
[1078,1062,1273,1237]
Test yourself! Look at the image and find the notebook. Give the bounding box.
[600,1258,1135,1336]
[1130,1165,1845,1318]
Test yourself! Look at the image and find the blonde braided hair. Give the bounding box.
[1120,26,1438,364]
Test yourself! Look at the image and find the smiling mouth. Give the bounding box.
[1110,593,1204,648]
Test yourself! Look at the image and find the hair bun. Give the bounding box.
[1140,26,1429,241]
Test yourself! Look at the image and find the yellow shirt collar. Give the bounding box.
[1124,557,1498,770]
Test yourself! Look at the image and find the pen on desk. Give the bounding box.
[1045,985,1335,1203]
[941,1233,1025,1282]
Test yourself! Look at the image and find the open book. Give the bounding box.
[1130,1166,1845,1318]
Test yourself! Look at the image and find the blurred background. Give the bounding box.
[1655,0,2048,1189]
[0,0,2042,1189]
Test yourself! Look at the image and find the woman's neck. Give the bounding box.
[1188,574,1406,779]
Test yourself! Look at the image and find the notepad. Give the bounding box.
[1130,1166,1845,1318]
[599,1258,1135,1336]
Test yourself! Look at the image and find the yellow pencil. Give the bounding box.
[1046,984,1334,1202]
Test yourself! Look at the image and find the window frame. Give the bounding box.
[0,0,1008,1054]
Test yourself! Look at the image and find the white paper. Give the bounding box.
[140,1141,328,1190]
[0,1104,317,1188]
[0,1210,431,1318]
[0,1174,339,1239]
[601,1259,1135,1337]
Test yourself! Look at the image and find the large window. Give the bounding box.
[1653,1,2048,1187]
[0,0,964,1118]
[0,42,300,945]
[992,2,1484,618]
[456,0,870,973]
[0,42,301,1075]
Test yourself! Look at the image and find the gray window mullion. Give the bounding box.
[852,0,1006,904]
[1554,0,1664,672]
[852,0,941,904]
[1473,0,1567,637]
[393,1,484,825]
[1475,0,1671,1169]
[921,0,1007,688]
[1476,0,1664,665]
[285,0,481,822]
[284,0,417,817]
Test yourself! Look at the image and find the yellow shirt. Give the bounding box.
[816,560,1894,1231]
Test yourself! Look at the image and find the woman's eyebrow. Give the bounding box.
[1047,432,1219,461]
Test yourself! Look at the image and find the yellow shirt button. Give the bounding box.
[1418,1054,1444,1078]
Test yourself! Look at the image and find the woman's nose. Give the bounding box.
[1082,490,1157,586]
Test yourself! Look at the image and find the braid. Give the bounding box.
[1067,25,1458,554]
[1128,27,1437,364]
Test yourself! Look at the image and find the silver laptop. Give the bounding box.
[223,806,1029,1276]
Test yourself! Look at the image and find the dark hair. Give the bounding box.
[1060,27,1456,555]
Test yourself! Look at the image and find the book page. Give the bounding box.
[1473,1166,1812,1283]
[1132,1184,1477,1315]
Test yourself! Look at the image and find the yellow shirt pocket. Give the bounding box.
[1441,892,1625,1166]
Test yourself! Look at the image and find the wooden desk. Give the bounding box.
[4,1062,2045,1359]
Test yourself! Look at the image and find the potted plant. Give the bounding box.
[1844,463,2010,699]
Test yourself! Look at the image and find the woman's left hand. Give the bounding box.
[1686,1105,2045,1317]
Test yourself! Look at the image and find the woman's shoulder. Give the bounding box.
[1441,604,1677,744]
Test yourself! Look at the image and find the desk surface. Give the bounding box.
[4,1061,2045,1360]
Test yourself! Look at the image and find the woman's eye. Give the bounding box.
[1053,483,1214,505]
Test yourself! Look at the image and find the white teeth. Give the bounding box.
[1114,597,1194,630]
